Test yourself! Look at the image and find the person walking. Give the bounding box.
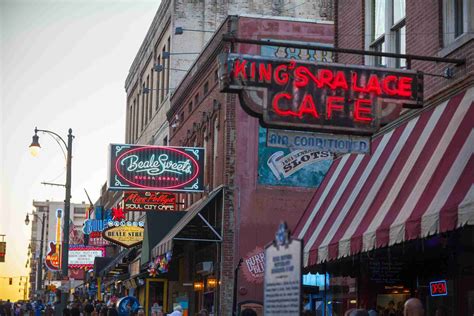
[167,305,182,316]
[403,298,424,316]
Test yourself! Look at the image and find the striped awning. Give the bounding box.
[294,87,474,267]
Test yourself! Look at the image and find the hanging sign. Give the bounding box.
[264,222,302,316]
[108,144,204,193]
[45,242,60,271]
[68,245,105,269]
[102,220,145,248]
[219,53,423,135]
[0,242,5,263]
[123,192,177,212]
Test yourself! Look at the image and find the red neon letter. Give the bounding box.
[327,96,344,119]
[294,66,310,88]
[318,69,334,89]
[258,63,272,82]
[272,92,295,117]
[354,99,373,122]
[366,74,382,95]
[333,71,349,90]
[233,59,247,80]
[274,65,289,85]
[398,76,413,97]
[298,94,320,118]
[250,62,256,80]
[383,75,398,96]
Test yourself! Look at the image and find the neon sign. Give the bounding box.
[45,242,60,271]
[430,280,448,296]
[219,53,423,135]
[124,191,177,212]
[108,144,204,193]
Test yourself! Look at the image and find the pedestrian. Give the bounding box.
[403,298,424,316]
[70,303,81,316]
[167,305,182,316]
[33,301,43,316]
[84,300,94,316]
[198,309,208,316]
[106,304,118,316]
[240,309,257,316]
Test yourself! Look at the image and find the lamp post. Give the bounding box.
[25,212,46,294]
[30,127,73,314]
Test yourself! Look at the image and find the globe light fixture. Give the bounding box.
[29,128,41,157]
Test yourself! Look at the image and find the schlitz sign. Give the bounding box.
[124,191,177,212]
[108,144,204,193]
[219,53,423,135]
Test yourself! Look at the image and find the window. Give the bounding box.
[163,136,168,146]
[188,101,193,113]
[443,0,474,48]
[366,0,406,68]
[156,55,161,110]
[214,69,219,82]
[203,81,209,95]
[194,93,200,106]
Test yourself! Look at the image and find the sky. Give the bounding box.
[0,0,159,301]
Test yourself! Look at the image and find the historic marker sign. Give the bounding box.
[219,53,423,135]
[102,221,145,248]
[124,191,177,212]
[264,223,302,316]
[108,144,204,193]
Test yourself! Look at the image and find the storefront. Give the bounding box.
[294,87,474,315]
[151,187,224,315]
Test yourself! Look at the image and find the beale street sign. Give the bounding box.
[123,191,177,212]
[102,221,145,248]
[219,53,423,135]
[108,144,204,193]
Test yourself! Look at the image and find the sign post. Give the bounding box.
[264,222,302,316]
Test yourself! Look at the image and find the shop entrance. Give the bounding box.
[145,278,168,316]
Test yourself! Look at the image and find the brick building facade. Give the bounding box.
[166,15,334,315]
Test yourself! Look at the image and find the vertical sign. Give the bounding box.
[264,223,302,316]
[0,242,6,262]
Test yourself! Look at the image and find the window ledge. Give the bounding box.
[438,33,474,58]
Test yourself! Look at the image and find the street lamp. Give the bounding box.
[25,212,46,293]
[29,127,73,315]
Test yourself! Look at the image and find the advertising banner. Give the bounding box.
[108,144,205,193]
[123,191,177,212]
[258,127,332,187]
[68,245,105,269]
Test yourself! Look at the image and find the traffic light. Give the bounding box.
[9,278,12,285]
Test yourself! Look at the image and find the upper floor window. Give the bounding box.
[366,0,406,68]
[443,0,474,48]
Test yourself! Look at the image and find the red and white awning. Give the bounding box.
[294,87,474,266]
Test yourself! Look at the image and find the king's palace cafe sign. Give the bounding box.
[219,53,423,135]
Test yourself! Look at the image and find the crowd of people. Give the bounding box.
[0,299,145,316]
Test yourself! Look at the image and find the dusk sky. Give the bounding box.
[0,0,159,300]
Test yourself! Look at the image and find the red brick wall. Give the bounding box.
[335,0,365,64]
[335,0,474,103]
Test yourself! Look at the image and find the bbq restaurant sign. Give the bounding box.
[108,144,204,193]
[219,53,423,135]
